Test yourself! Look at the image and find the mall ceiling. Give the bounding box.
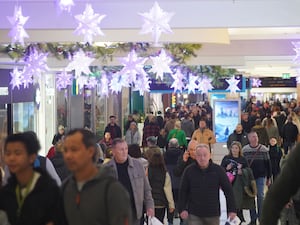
[0,0,300,77]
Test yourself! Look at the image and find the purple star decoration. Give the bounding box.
[251,78,262,88]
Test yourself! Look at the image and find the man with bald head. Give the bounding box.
[178,144,236,225]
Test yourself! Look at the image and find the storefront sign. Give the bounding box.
[0,87,8,96]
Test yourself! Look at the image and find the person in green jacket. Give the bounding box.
[167,120,187,149]
[261,143,300,225]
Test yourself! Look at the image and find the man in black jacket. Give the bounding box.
[178,144,236,225]
[282,115,298,154]
[227,123,249,149]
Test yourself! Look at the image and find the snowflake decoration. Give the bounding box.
[7,6,29,46]
[293,42,300,64]
[198,76,214,94]
[133,74,151,96]
[185,74,198,94]
[21,68,33,88]
[65,49,94,78]
[74,4,106,44]
[226,76,240,93]
[100,73,109,97]
[251,78,262,88]
[149,49,172,80]
[119,50,147,84]
[56,70,73,90]
[56,0,74,13]
[86,76,98,89]
[139,1,174,45]
[109,72,124,94]
[10,67,23,90]
[24,50,49,82]
[170,69,185,93]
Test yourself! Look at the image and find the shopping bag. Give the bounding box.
[148,216,164,225]
[224,216,241,225]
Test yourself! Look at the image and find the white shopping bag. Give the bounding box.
[148,216,164,225]
[225,216,241,225]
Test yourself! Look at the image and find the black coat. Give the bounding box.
[0,169,63,225]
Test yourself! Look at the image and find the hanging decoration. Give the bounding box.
[65,49,94,78]
[56,0,74,13]
[149,49,172,80]
[86,76,98,89]
[109,72,124,94]
[119,49,147,85]
[23,49,49,82]
[198,76,214,94]
[100,73,109,97]
[133,73,151,95]
[139,1,174,45]
[170,69,185,93]
[185,74,198,94]
[10,67,23,90]
[56,70,73,90]
[225,76,240,93]
[21,68,33,88]
[7,6,29,46]
[251,78,262,88]
[74,4,106,44]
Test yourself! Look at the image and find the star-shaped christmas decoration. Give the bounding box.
[86,76,98,89]
[133,74,151,96]
[198,76,214,94]
[23,50,49,82]
[139,1,174,45]
[74,4,106,44]
[65,49,94,78]
[109,72,124,94]
[185,74,198,94]
[170,69,185,93]
[251,78,262,88]
[119,50,147,84]
[149,49,172,80]
[293,42,300,64]
[7,6,29,46]
[225,76,240,93]
[100,73,109,97]
[21,68,33,88]
[56,70,73,90]
[10,67,23,90]
[56,0,75,13]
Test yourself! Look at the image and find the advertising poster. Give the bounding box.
[213,100,240,143]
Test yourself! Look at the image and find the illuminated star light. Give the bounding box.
[100,73,109,97]
[198,76,214,94]
[56,0,74,13]
[139,1,174,45]
[119,50,147,84]
[251,78,262,88]
[65,49,94,78]
[7,6,29,46]
[226,76,240,93]
[133,74,151,96]
[24,50,49,82]
[56,70,73,90]
[149,49,172,80]
[170,69,185,93]
[74,4,106,44]
[21,67,33,88]
[86,76,98,89]
[185,74,198,94]
[10,67,23,90]
[109,72,124,94]
[77,75,88,90]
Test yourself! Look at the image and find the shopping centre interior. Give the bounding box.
[0,0,300,152]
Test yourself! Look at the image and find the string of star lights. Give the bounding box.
[5,3,239,96]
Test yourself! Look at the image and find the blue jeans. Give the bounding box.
[250,177,265,222]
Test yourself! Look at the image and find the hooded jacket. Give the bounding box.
[62,166,131,225]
